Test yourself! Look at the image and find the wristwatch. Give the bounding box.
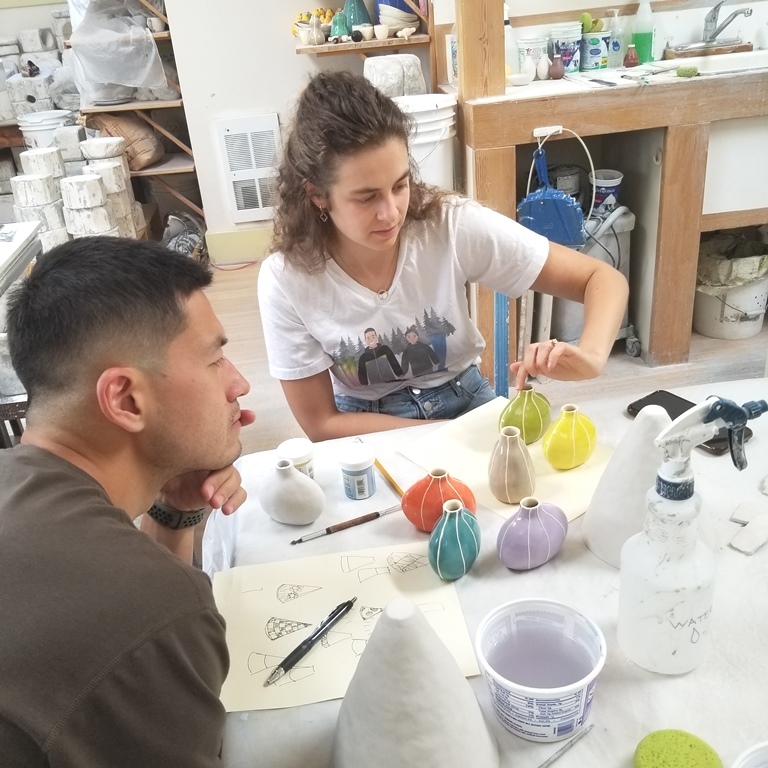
[146,500,207,530]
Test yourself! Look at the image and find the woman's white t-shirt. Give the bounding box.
[258,199,549,401]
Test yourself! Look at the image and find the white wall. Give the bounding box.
[165,0,764,260]
[0,4,67,33]
[165,0,426,254]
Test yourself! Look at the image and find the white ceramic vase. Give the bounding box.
[331,599,499,768]
[257,459,324,525]
[582,404,671,567]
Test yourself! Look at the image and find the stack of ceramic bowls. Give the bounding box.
[377,2,419,34]
[550,21,582,73]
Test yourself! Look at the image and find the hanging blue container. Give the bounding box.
[428,499,481,581]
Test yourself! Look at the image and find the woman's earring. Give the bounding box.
[319,208,329,223]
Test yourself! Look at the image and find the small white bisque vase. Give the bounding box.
[257,459,324,526]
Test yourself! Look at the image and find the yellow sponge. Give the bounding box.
[676,66,699,78]
[634,730,722,767]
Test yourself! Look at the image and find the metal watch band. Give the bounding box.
[146,501,206,530]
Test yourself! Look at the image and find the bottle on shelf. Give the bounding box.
[607,8,626,68]
[549,54,565,80]
[617,396,767,674]
[623,43,639,67]
[631,0,655,64]
[503,3,515,75]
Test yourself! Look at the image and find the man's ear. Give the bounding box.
[95,368,147,434]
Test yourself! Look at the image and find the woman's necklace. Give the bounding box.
[333,244,399,301]
[375,249,398,301]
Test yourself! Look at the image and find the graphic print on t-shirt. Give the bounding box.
[331,307,456,390]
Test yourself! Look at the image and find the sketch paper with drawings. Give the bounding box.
[212,542,478,711]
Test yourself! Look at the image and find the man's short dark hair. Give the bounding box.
[7,236,212,404]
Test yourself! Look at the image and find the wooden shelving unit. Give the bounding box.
[77,13,203,220]
[80,98,183,115]
[295,34,430,56]
[294,0,437,92]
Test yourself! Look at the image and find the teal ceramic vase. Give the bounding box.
[428,499,481,581]
[330,11,351,38]
[541,403,597,470]
[343,0,372,26]
[498,384,551,444]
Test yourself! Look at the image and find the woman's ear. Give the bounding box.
[304,182,327,212]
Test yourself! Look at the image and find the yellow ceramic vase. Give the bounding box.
[541,403,597,470]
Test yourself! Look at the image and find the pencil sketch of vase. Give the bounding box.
[488,426,535,504]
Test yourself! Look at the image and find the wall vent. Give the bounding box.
[216,114,280,223]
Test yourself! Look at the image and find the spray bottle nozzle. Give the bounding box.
[703,398,768,470]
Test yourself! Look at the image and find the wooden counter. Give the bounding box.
[451,0,768,380]
[463,71,768,371]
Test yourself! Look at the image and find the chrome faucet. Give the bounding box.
[703,1,753,43]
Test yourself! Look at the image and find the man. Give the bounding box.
[0,237,255,766]
[357,326,403,385]
[399,326,439,378]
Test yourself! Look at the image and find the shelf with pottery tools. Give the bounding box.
[295,33,430,56]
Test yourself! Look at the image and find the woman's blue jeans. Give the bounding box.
[334,365,496,421]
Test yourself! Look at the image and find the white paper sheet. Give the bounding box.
[397,397,612,521]
[213,542,478,712]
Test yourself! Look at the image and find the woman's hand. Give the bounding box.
[510,339,606,390]
[160,465,246,516]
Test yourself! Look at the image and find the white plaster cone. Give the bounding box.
[583,404,671,567]
[331,599,499,768]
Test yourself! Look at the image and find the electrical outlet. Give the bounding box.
[532,125,563,138]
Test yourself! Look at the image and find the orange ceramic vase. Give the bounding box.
[401,468,477,532]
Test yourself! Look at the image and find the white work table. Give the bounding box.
[203,378,768,768]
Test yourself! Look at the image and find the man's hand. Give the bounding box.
[160,465,247,515]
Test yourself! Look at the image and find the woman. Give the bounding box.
[258,72,627,442]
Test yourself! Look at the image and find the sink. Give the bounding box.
[650,49,768,75]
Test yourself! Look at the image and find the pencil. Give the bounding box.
[374,458,404,497]
[290,504,401,545]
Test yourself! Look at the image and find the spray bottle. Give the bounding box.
[617,396,767,674]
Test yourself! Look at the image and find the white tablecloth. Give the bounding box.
[203,378,768,768]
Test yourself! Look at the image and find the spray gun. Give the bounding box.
[618,395,767,675]
[656,397,767,494]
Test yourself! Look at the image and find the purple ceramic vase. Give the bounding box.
[496,496,568,570]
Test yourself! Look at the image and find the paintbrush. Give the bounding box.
[290,504,401,545]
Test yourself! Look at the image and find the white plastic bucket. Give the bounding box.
[410,127,457,189]
[551,31,582,73]
[17,109,74,149]
[580,33,606,71]
[476,598,606,743]
[732,741,768,768]
[394,94,457,191]
[693,277,768,340]
[588,169,623,215]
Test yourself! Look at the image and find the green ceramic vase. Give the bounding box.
[498,384,552,444]
[541,403,597,470]
[428,499,481,581]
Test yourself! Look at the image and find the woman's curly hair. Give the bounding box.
[271,71,454,272]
